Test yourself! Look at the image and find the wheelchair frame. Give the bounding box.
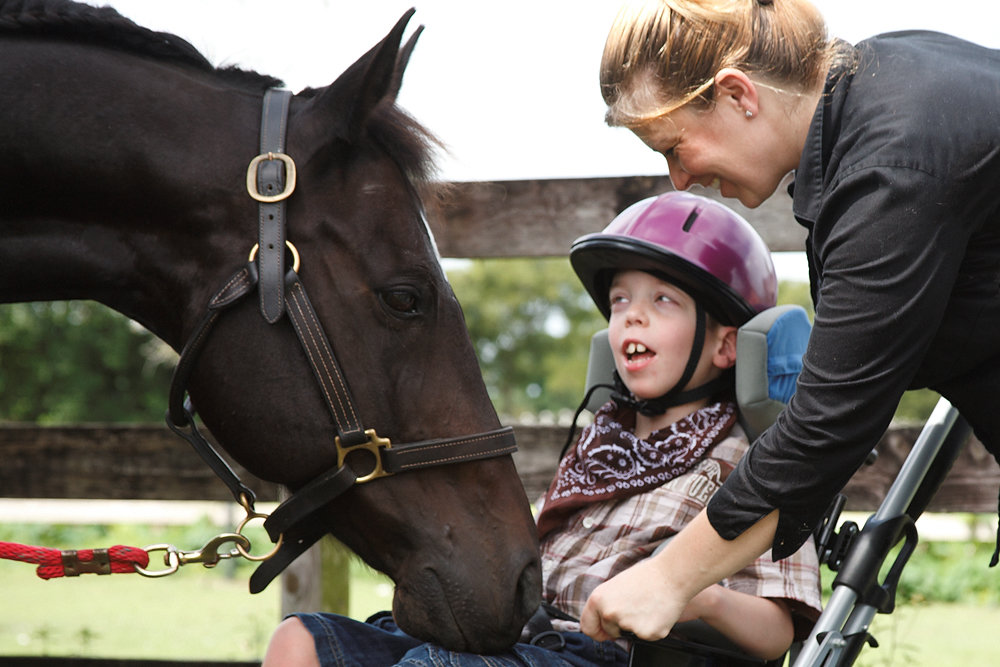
[792,398,971,667]
[627,397,973,667]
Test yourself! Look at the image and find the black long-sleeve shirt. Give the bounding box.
[708,31,1000,558]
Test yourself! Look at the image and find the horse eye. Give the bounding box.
[381,288,419,315]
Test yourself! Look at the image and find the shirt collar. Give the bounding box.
[790,45,856,228]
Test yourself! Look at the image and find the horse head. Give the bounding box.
[178,10,541,653]
[0,2,540,654]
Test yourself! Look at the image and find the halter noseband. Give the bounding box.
[165,89,517,593]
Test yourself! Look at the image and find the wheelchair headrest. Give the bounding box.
[583,304,811,441]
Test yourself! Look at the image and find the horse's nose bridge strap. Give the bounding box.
[248,426,519,593]
[382,426,518,472]
[254,88,293,324]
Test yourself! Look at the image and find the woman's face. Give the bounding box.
[631,102,789,209]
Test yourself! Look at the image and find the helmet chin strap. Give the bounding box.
[611,302,731,417]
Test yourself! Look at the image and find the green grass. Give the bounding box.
[3,519,1000,664]
[4,563,999,665]
[0,520,395,661]
[1,563,277,660]
[853,602,1000,666]
[0,556,394,661]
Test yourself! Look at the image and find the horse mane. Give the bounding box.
[2,0,441,184]
[0,0,283,90]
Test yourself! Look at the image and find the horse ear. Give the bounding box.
[389,24,423,101]
[304,8,417,141]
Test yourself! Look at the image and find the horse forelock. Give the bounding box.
[368,103,442,188]
[0,0,283,91]
[370,103,450,265]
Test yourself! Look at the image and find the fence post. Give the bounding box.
[277,510,352,618]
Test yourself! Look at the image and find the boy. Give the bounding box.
[262,191,821,666]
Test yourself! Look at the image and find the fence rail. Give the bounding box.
[3,422,998,514]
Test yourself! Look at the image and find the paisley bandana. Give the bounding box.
[536,400,737,540]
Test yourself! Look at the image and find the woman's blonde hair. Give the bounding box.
[600,0,839,127]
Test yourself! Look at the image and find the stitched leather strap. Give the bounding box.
[248,427,517,593]
[382,427,517,473]
[166,88,522,593]
[249,518,326,594]
[256,89,293,323]
[284,272,369,447]
[166,266,259,505]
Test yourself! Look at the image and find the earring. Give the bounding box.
[745,109,753,119]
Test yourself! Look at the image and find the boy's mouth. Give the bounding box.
[624,341,655,364]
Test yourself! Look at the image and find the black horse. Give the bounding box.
[0,0,540,653]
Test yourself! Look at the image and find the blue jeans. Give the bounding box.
[293,611,628,667]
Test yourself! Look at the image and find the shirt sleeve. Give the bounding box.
[709,166,977,558]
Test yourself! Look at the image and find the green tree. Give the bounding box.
[0,268,939,425]
[0,301,175,423]
[447,258,606,420]
[449,262,938,424]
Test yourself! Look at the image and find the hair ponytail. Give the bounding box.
[601,0,835,127]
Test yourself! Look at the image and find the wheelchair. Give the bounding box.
[577,305,974,667]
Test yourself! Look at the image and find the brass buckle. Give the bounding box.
[337,429,393,483]
[246,151,297,202]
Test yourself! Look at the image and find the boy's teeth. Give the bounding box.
[626,343,647,355]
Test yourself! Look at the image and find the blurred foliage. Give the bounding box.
[816,525,1000,606]
[448,258,937,423]
[0,301,175,423]
[447,257,606,419]
[0,258,938,424]
[896,539,1000,604]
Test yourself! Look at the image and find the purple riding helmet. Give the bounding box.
[570,191,777,413]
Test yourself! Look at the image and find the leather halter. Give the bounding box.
[165,88,517,593]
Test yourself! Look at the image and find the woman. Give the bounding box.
[581,0,1000,644]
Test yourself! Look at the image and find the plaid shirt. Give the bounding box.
[536,423,822,640]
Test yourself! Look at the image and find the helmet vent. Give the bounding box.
[681,207,700,232]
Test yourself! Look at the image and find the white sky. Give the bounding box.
[85,1,1000,282]
[92,0,1000,183]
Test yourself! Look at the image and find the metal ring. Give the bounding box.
[234,513,285,562]
[233,492,284,562]
[133,545,181,578]
[248,240,300,273]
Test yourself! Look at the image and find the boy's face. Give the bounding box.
[607,270,717,400]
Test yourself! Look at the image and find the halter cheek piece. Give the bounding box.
[166,89,517,593]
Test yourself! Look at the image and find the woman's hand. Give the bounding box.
[579,509,779,643]
[579,554,691,641]
[581,565,794,659]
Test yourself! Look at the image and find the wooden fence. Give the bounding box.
[2,176,999,666]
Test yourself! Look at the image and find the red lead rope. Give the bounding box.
[0,541,150,579]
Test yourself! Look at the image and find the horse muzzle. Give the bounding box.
[392,543,542,653]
